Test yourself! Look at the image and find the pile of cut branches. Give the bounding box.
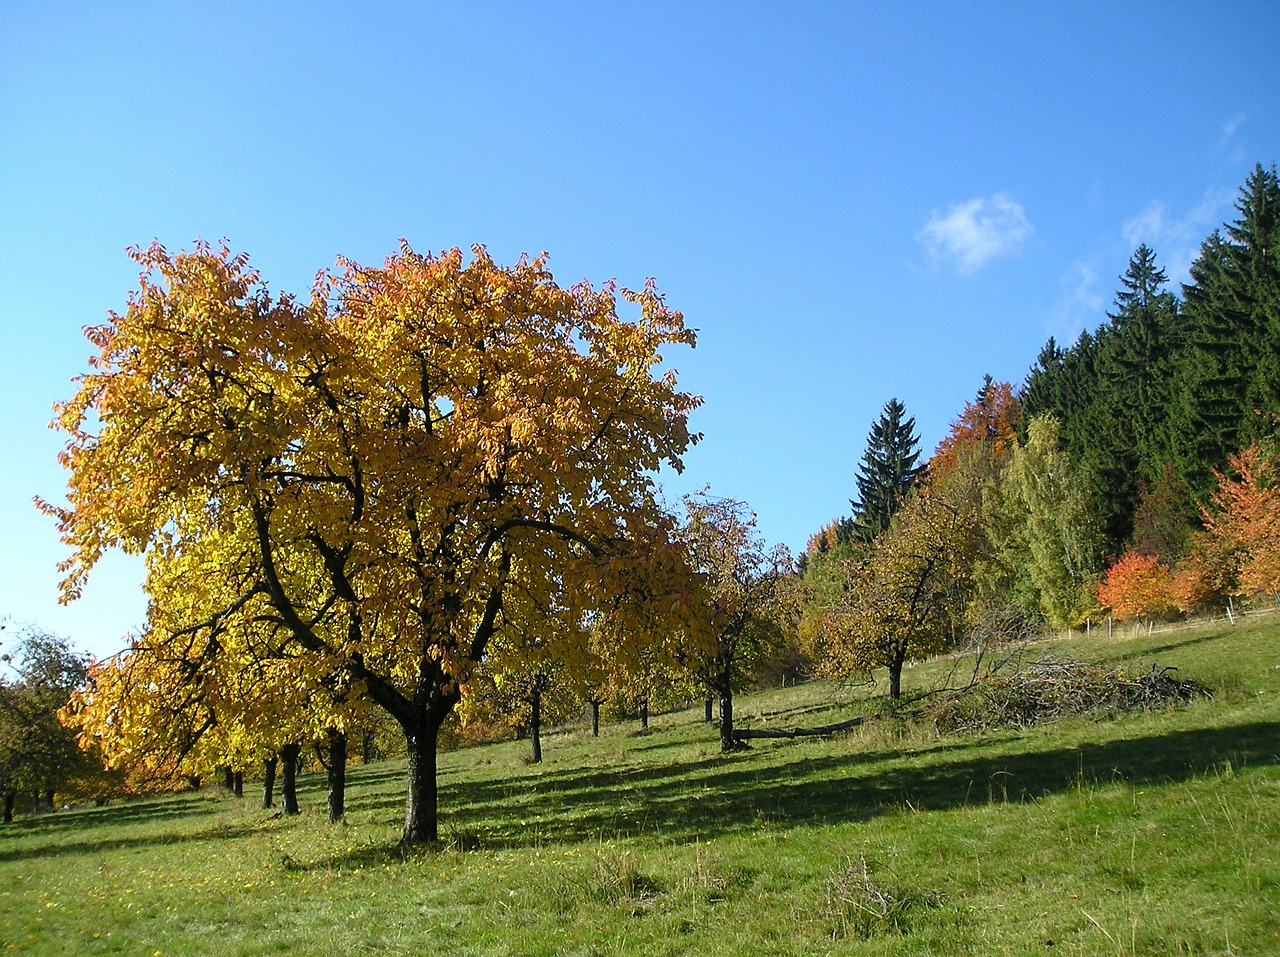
[924,659,1208,735]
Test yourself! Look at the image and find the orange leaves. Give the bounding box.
[1199,445,1280,598]
[1096,551,1178,621]
[1162,443,1280,610]
[930,379,1020,481]
[1095,444,1280,621]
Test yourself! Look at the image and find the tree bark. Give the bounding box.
[529,684,542,764]
[327,728,347,824]
[718,685,739,753]
[280,743,301,815]
[44,788,55,810]
[222,766,234,791]
[401,712,449,845]
[3,792,14,823]
[233,771,243,798]
[589,699,601,737]
[639,697,649,730]
[261,756,277,809]
[888,646,906,700]
[704,697,714,723]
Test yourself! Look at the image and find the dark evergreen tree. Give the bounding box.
[1104,243,1181,467]
[1088,245,1185,547]
[1019,164,1280,555]
[1173,164,1280,497]
[1019,336,1064,423]
[850,398,924,544]
[1227,164,1280,420]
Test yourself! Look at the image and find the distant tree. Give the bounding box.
[680,492,793,751]
[478,660,582,763]
[931,377,1020,480]
[1089,245,1184,543]
[0,629,91,820]
[850,399,924,544]
[819,466,984,699]
[1129,461,1196,563]
[998,416,1105,627]
[1097,552,1178,622]
[1176,444,1280,608]
[1173,165,1280,498]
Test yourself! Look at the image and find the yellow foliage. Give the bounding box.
[42,241,701,835]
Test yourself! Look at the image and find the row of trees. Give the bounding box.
[34,163,1279,833]
[1022,163,1280,555]
[14,488,795,825]
[799,163,1280,697]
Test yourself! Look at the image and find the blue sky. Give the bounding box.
[3,2,1278,660]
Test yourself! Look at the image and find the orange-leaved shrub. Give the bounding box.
[1097,551,1178,621]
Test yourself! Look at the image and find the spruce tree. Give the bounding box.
[850,398,924,544]
[1092,244,1183,545]
[1174,165,1280,497]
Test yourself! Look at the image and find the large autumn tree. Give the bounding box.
[41,240,701,844]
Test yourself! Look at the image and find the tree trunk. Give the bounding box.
[718,685,739,753]
[401,713,449,845]
[529,684,542,764]
[639,697,649,730]
[704,697,714,723]
[261,756,277,809]
[222,766,234,791]
[362,731,377,764]
[3,792,14,823]
[327,728,347,824]
[888,647,905,700]
[44,789,55,810]
[589,699,601,737]
[280,743,301,815]
[233,771,243,798]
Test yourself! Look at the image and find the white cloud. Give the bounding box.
[918,193,1032,273]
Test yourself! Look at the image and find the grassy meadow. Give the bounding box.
[2,618,1277,956]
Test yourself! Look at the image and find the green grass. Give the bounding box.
[3,618,1278,955]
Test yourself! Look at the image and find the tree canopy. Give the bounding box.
[42,240,702,843]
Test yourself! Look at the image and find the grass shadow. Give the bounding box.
[431,715,1280,851]
[0,819,266,864]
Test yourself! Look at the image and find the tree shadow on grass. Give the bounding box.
[7,792,231,836]
[0,819,265,864]
[435,716,1280,851]
[1086,627,1235,662]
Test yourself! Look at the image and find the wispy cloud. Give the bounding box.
[1048,261,1105,343]
[1217,112,1247,157]
[1122,188,1233,285]
[918,193,1032,273]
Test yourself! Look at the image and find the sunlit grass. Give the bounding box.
[3,617,1277,955]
